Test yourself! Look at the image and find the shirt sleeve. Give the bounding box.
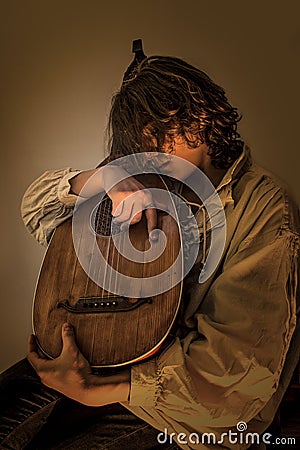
[21,168,81,246]
[128,227,299,431]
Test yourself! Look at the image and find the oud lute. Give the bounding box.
[33,174,183,368]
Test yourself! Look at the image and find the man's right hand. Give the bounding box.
[107,174,159,240]
[70,165,161,240]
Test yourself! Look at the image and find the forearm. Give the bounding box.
[81,369,131,407]
[21,163,153,246]
[82,381,130,407]
[69,165,134,199]
[69,168,100,196]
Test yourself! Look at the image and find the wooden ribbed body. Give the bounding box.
[33,175,182,367]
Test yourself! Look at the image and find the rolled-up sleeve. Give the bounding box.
[128,228,299,433]
[21,168,81,246]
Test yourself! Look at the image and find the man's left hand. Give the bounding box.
[27,323,130,406]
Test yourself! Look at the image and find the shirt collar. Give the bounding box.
[216,144,252,192]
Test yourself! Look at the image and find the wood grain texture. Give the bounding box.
[33,174,182,367]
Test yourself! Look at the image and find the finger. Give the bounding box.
[27,334,37,354]
[112,200,134,223]
[117,198,158,232]
[27,334,47,359]
[145,207,158,240]
[128,203,143,224]
[27,335,44,370]
[112,199,125,218]
[114,196,144,224]
[61,323,78,352]
[61,323,91,372]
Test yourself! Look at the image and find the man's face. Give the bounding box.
[144,127,208,178]
[164,134,207,167]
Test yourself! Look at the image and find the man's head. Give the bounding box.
[108,56,243,170]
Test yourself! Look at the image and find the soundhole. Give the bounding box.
[92,195,122,237]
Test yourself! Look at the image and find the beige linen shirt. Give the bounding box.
[21,146,300,449]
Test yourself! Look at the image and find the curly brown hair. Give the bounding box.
[107,55,244,169]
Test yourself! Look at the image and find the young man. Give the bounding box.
[1,55,299,449]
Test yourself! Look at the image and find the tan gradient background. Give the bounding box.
[1,1,299,371]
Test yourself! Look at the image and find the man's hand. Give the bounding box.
[70,166,164,241]
[107,176,160,240]
[27,323,130,406]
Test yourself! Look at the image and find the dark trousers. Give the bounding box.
[0,359,179,450]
